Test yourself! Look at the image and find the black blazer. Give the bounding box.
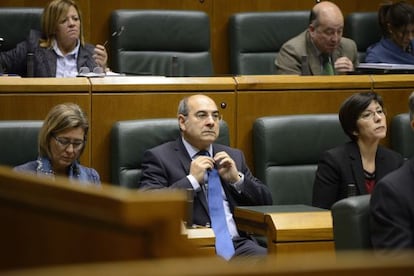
[139,138,273,227]
[312,141,404,209]
[370,158,414,249]
[0,30,97,77]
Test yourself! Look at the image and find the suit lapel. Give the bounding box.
[347,143,366,194]
[305,32,322,75]
[175,139,209,213]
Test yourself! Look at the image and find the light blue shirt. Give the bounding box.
[182,137,240,238]
[53,39,80,77]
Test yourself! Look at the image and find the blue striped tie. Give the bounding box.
[197,150,235,260]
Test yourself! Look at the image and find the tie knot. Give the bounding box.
[196,150,210,157]
[321,53,330,64]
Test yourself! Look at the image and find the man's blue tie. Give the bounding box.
[197,150,235,260]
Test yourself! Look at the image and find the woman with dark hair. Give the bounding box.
[365,1,414,64]
[0,0,107,77]
[312,92,403,209]
[14,103,100,185]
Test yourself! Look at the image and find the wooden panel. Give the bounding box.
[272,241,335,255]
[234,205,333,256]
[235,75,373,170]
[0,77,91,166]
[4,251,414,276]
[0,165,198,270]
[89,76,236,183]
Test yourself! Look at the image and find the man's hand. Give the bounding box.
[214,151,240,184]
[334,56,354,73]
[190,156,214,184]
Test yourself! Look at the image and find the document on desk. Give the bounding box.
[355,63,414,74]
[358,63,414,70]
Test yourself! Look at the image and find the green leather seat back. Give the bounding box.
[344,12,381,63]
[0,7,43,51]
[110,10,213,76]
[0,121,42,167]
[228,11,309,75]
[111,118,230,188]
[391,113,414,160]
[253,114,349,205]
[331,195,372,250]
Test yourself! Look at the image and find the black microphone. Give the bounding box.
[170,55,179,77]
[301,55,310,75]
[186,188,194,228]
[26,52,34,77]
[347,183,356,197]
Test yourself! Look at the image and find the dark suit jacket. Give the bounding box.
[0,30,97,77]
[313,141,404,209]
[370,158,414,249]
[139,138,273,227]
[275,30,359,75]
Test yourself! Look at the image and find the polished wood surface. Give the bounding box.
[234,205,334,255]
[0,77,91,166]
[0,165,199,270]
[183,226,215,255]
[1,75,413,181]
[4,251,414,276]
[89,76,236,183]
[4,0,414,75]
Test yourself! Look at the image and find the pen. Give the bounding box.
[103,25,125,47]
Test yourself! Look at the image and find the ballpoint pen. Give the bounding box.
[103,25,125,47]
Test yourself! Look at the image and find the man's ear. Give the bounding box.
[178,115,186,131]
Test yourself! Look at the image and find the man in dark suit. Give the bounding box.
[370,92,414,250]
[139,94,272,260]
[275,1,358,75]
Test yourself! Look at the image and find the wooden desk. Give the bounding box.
[234,205,334,255]
[89,76,236,183]
[0,165,199,270]
[183,226,215,255]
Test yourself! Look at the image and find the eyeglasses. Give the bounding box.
[78,66,105,76]
[190,111,223,122]
[52,135,85,151]
[359,109,386,120]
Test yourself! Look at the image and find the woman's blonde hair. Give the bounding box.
[39,0,84,48]
[38,103,89,159]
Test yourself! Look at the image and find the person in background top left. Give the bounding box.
[0,0,107,77]
[14,103,100,185]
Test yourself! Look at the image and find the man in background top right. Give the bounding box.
[370,91,414,250]
[365,1,414,64]
[275,1,358,75]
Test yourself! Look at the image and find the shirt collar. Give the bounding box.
[52,39,80,59]
[181,137,213,159]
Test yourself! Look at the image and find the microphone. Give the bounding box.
[185,188,194,228]
[26,52,34,77]
[170,55,179,77]
[347,183,356,197]
[301,56,310,75]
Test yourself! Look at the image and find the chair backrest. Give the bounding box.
[109,9,213,76]
[253,114,349,205]
[0,120,42,167]
[331,194,372,250]
[111,118,230,188]
[0,7,43,51]
[391,113,414,160]
[344,12,381,63]
[228,11,309,75]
